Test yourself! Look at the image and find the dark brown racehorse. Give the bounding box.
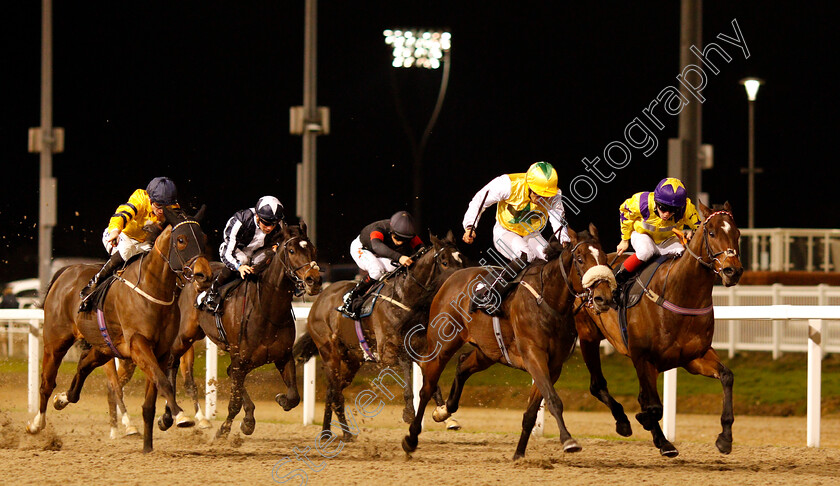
[574,201,743,457]
[402,225,615,459]
[161,222,322,439]
[27,207,212,452]
[294,232,464,440]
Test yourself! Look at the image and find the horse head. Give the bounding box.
[566,223,615,314]
[163,205,212,291]
[428,230,467,273]
[268,220,322,296]
[690,201,743,287]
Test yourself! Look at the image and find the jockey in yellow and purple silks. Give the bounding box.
[614,177,701,288]
[461,161,570,315]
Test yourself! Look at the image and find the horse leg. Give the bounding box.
[579,337,632,437]
[128,334,194,434]
[181,346,211,429]
[115,359,140,436]
[274,357,301,411]
[105,359,137,438]
[141,376,158,453]
[521,350,581,456]
[402,345,457,454]
[398,355,416,424]
[55,345,112,409]
[27,332,75,434]
[633,358,677,457]
[329,359,362,442]
[513,385,546,460]
[215,359,247,439]
[684,348,734,454]
[434,349,494,423]
[240,382,257,435]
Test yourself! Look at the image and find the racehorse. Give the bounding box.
[293,231,465,441]
[402,224,615,459]
[574,201,743,457]
[27,207,212,452]
[161,222,322,439]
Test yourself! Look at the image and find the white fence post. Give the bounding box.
[28,318,41,414]
[205,337,217,419]
[662,368,677,441]
[412,362,425,431]
[303,357,316,425]
[807,319,822,448]
[532,376,544,437]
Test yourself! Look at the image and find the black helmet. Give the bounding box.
[389,211,416,239]
[255,196,284,223]
[146,177,178,206]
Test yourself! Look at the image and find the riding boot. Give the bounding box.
[79,252,124,312]
[469,253,529,316]
[613,254,643,305]
[338,276,376,320]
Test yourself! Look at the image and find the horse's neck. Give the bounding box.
[395,254,435,300]
[141,231,175,287]
[663,237,716,304]
[539,254,573,312]
[255,258,293,324]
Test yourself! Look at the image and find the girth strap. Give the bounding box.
[354,320,377,362]
[492,316,512,365]
[96,309,125,359]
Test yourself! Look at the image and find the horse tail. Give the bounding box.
[293,332,318,365]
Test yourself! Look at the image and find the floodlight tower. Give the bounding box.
[383,29,451,231]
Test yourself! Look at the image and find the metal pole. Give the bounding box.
[39,0,56,296]
[301,0,318,244]
[676,0,702,200]
[748,99,755,229]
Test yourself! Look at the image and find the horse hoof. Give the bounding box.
[659,442,679,457]
[432,405,450,423]
[110,427,120,439]
[512,451,525,461]
[125,425,140,436]
[563,439,582,453]
[241,418,256,436]
[342,433,356,443]
[26,413,45,434]
[175,411,195,428]
[402,435,418,453]
[275,394,298,412]
[158,414,174,431]
[53,393,69,410]
[445,418,462,431]
[715,434,732,454]
[215,427,230,440]
[616,421,633,437]
[198,418,212,430]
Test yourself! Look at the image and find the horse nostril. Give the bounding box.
[593,296,606,304]
[305,277,314,285]
[722,267,735,277]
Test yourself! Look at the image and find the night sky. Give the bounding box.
[2,1,838,282]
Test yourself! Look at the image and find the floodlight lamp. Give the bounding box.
[384,28,451,69]
[739,77,765,101]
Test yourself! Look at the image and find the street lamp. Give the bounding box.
[383,28,451,231]
[739,77,764,229]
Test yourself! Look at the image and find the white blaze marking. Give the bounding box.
[300,241,308,248]
[452,252,462,263]
[589,246,601,262]
[721,221,731,234]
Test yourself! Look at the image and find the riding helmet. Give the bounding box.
[146,177,178,206]
[653,178,687,208]
[255,196,284,223]
[389,211,416,239]
[525,162,559,197]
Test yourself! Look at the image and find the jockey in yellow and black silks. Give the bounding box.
[461,161,569,315]
[79,177,179,312]
[614,177,701,289]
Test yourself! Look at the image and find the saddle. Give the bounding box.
[83,253,144,313]
[337,282,386,320]
[616,254,677,346]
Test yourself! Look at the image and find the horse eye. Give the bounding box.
[289,248,295,254]
[709,231,715,238]
[441,260,448,267]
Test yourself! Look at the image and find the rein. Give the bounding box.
[682,210,738,274]
[276,235,319,297]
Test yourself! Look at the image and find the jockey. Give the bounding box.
[79,176,179,312]
[337,211,423,320]
[614,177,702,289]
[461,161,570,315]
[198,195,284,312]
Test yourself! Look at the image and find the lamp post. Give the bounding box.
[383,29,451,231]
[740,77,764,229]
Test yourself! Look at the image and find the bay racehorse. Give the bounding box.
[293,231,464,441]
[402,224,615,459]
[27,207,212,452]
[161,221,322,439]
[574,201,743,457]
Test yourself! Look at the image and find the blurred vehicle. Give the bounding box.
[2,257,103,309]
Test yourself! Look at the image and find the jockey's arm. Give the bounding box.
[461,175,511,240]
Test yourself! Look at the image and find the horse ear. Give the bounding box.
[697,200,712,219]
[566,226,578,247]
[445,229,455,244]
[723,200,733,213]
[588,222,599,240]
[299,219,307,236]
[429,233,441,248]
[163,206,180,226]
[192,204,207,223]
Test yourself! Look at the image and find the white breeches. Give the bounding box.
[492,222,551,263]
[102,228,152,261]
[630,232,684,261]
[350,236,397,280]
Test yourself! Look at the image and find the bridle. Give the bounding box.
[275,235,319,297]
[554,241,615,309]
[154,219,205,287]
[683,210,739,274]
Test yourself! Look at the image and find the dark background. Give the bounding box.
[2,1,838,282]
